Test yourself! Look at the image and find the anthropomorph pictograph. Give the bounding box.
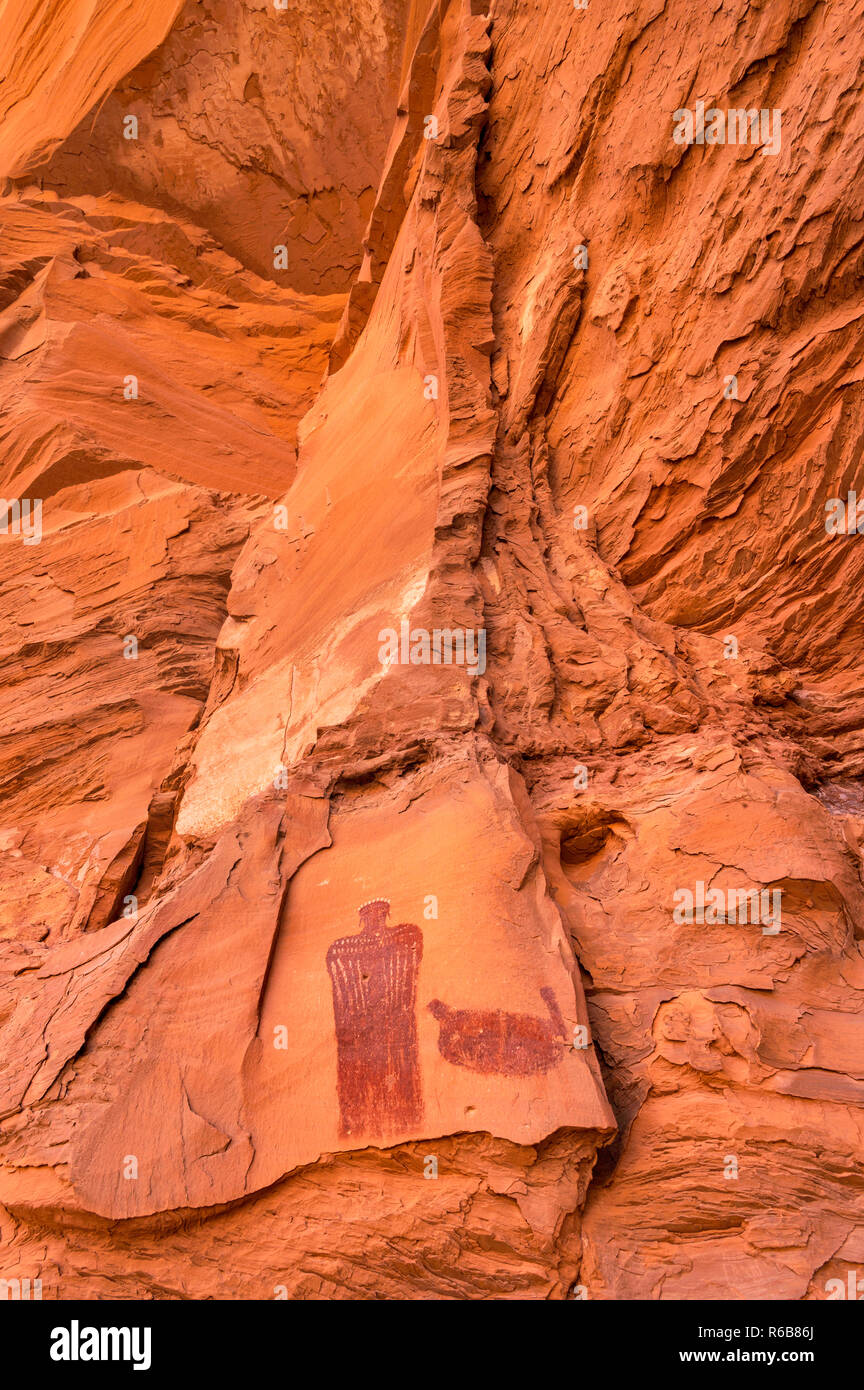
[428,986,567,1076]
[326,898,423,1138]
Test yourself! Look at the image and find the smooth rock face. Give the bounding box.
[0,0,862,1302]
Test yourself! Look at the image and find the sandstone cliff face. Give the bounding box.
[0,0,862,1301]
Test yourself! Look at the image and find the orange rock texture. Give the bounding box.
[1,0,863,1301]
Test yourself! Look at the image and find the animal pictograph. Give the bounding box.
[428,986,567,1075]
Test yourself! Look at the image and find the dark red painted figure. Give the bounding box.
[428,986,567,1075]
[326,898,423,1138]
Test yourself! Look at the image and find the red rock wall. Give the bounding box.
[1,0,863,1300]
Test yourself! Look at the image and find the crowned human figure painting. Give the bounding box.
[326,898,424,1138]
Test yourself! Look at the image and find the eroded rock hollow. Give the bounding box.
[1,0,863,1300]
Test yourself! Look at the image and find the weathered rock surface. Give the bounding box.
[1,0,863,1300]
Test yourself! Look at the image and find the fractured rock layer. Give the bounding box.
[0,0,863,1300]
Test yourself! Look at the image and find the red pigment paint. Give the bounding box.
[326,898,423,1138]
[428,986,567,1075]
